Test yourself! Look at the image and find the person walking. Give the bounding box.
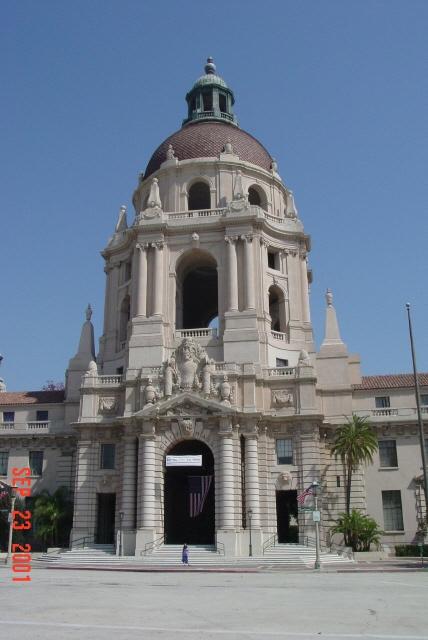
[182,543,189,566]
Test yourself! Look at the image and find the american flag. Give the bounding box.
[0,480,12,501]
[188,475,212,518]
[297,485,314,505]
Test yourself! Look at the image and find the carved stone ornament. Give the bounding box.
[180,418,194,438]
[143,178,162,219]
[280,472,291,483]
[144,378,160,406]
[98,396,118,415]
[272,389,294,407]
[163,337,210,397]
[218,375,232,405]
[298,349,311,366]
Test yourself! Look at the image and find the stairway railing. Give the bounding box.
[71,535,95,550]
[262,533,277,554]
[142,534,164,556]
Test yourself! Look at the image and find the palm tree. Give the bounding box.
[33,486,73,548]
[331,415,378,515]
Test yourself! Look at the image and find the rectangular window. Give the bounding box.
[275,358,289,368]
[382,490,404,531]
[375,396,390,408]
[276,439,293,465]
[3,411,15,422]
[267,250,280,271]
[379,440,398,467]
[100,444,116,470]
[36,410,48,422]
[0,451,9,476]
[336,475,341,487]
[420,394,428,406]
[29,451,44,476]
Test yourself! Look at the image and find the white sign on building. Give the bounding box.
[166,455,202,467]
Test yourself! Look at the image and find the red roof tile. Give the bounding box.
[353,374,428,390]
[0,390,65,406]
[144,121,273,178]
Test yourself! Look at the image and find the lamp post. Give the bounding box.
[406,304,428,526]
[5,490,17,565]
[248,508,253,557]
[119,510,124,557]
[311,481,321,570]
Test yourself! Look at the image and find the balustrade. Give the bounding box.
[175,327,217,338]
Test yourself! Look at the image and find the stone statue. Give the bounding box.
[271,158,278,172]
[84,360,98,376]
[167,144,176,160]
[285,190,298,219]
[298,350,311,366]
[162,337,208,395]
[144,378,159,405]
[85,304,93,322]
[115,205,127,232]
[147,178,161,209]
[164,356,177,398]
[219,375,232,405]
[202,357,215,396]
[326,288,333,307]
[233,170,244,200]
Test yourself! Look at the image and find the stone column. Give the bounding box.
[135,243,148,317]
[245,429,261,528]
[300,250,311,323]
[219,420,235,529]
[121,435,137,529]
[243,235,255,310]
[225,236,238,312]
[138,429,156,529]
[151,242,163,316]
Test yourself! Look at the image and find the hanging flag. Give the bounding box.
[188,475,213,518]
[297,485,314,505]
[0,480,12,501]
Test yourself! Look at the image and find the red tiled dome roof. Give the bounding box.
[144,121,273,179]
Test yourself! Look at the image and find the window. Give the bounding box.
[3,411,14,422]
[276,439,293,465]
[382,490,404,531]
[420,394,428,406]
[100,444,116,470]
[267,250,280,271]
[219,93,227,113]
[188,181,211,210]
[248,187,261,206]
[116,366,124,375]
[36,410,48,422]
[375,396,390,408]
[0,451,8,476]
[336,476,341,487]
[124,261,132,282]
[29,451,43,476]
[276,358,289,368]
[379,440,398,467]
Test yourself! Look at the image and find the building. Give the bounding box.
[1,59,426,556]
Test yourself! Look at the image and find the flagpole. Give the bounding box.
[406,304,428,526]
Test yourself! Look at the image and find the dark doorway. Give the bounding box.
[164,440,215,545]
[183,267,218,329]
[96,493,116,544]
[276,490,298,543]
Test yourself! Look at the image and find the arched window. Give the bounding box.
[176,250,218,330]
[268,285,286,333]
[119,295,130,343]
[188,182,211,211]
[248,185,267,210]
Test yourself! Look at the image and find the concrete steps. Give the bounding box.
[35,543,353,567]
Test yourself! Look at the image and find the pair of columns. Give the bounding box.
[134,242,163,318]
[225,235,255,312]
[120,424,262,532]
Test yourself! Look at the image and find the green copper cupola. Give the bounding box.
[183,57,238,127]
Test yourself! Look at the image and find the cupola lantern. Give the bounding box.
[183,57,237,126]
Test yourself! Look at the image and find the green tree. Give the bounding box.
[331,509,383,551]
[33,487,73,548]
[331,415,378,515]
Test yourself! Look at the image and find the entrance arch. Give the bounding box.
[164,439,215,545]
[175,250,218,330]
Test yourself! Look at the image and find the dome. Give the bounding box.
[192,74,228,90]
[144,121,273,179]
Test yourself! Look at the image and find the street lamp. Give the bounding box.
[119,510,124,557]
[311,481,321,570]
[406,304,428,526]
[5,489,17,565]
[248,508,253,557]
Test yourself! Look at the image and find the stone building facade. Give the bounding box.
[1,59,426,556]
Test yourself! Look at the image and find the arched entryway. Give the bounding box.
[175,250,218,330]
[164,440,215,545]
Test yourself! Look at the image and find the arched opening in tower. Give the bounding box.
[188,181,211,210]
[176,250,218,330]
[248,184,267,210]
[268,285,286,333]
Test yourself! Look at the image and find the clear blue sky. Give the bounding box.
[1,0,427,391]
